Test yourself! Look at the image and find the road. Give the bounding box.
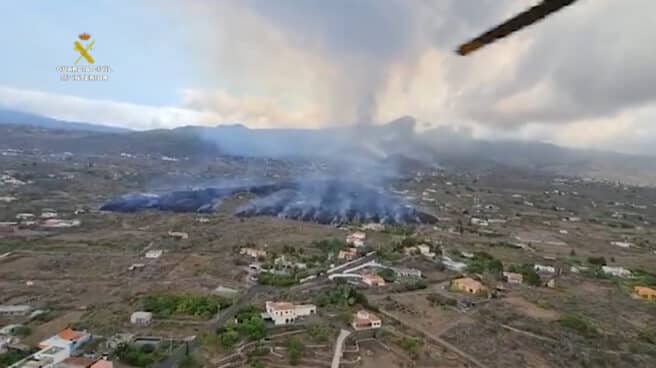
[331,329,352,368]
[377,308,489,368]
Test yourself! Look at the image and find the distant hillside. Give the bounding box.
[0,111,655,185]
[0,109,128,133]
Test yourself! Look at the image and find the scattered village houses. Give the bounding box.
[167,231,189,240]
[361,273,386,287]
[451,277,487,295]
[240,247,267,259]
[503,272,523,284]
[351,310,382,331]
[634,286,656,300]
[534,264,556,274]
[130,311,153,326]
[144,250,162,259]
[601,266,631,278]
[10,328,94,367]
[337,248,358,261]
[346,232,366,247]
[0,305,32,317]
[262,301,316,325]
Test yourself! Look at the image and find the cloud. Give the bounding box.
[0,86,220,130]
[4,0,656,155]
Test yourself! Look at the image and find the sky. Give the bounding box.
[1,0,656,155]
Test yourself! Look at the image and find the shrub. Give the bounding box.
[558,315,599,339]
[143,294,229,318]
[257,272,298,287]
[587,256,607,266]
[287,337,304,365]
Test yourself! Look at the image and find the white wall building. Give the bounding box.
[351,310,382,331]
[534,264,556,274]
[263,301,316,325]
[130,311,153,326]
[346,232,366,247]
[0,305,32,316]
[602,266,632,278]
[144,250,162,259]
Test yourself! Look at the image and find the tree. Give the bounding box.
[378,268,396,283]
[287,337,304,365]
[587,256,607,266]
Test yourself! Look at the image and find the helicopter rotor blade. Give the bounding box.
[457,0,580,56]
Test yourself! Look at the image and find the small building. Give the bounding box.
[40,211,58,219]
[441,256,467,272]
[601,266,631,278]
[346,232,366,247]
[361,223,384,231]
[392,267,422,278]
[337,248,358,261]
[128,263,145,271]
[451,277,486,295]
[167,231,189,240]
[262,301,316,325]
[611,241,633,248]
[39,328,91,353]
[503,272,523,284]
[417,244,436,258]
[351,310,382,331]
[470,218,488,226]
[42,219,81,228]
[534,264,556,274]
[15,213,35,221]
[634,286,656,300]
[144,250,162,259]
[240,247,267,259]
[361,273,386,287]
[0,305,32,317]
[130,311,153,326]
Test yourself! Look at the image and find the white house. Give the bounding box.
[346,232,366,247]
[167,231,189,240]
[417,244,436,258]
[602,266,632,278]
[611,241,633,249]
[38,328,91,354]
[0,305,31,316]
[470,218,488,226]
[361,273,386,287]
[534,264,556,274]
[262,301,316,325]
[130,311,153,326]
[240,247,267,259]
[441,256,467,272]
[351,310,382,331]
[144,250,162,259]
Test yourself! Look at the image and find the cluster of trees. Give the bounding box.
[114,343,164,367]
[0,350,32,368]
[143,294,230,318]
[314,238,349,255]
[257,272,298,287]
[426,293,457,307]
[397,337,422,360]
[217,306,267,348]
[465,252,503,274]
[558,314,599,339]
[507,264,541,286]
[316,283,369,308]
[287,336,305,365]
[307,324,332,342]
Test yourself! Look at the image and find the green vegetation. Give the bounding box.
[466,252,503,274]
[217,313,267,348]
[143,294,230,318]
[178,354,202,368]
[558,314,599,339]
[314,238,348,255]
[638,328,656,345]
[400,279,428,291]
[587,256,607,266]
[382,225,415,236]
[427,293,457,307]
[287,336,305,365]
[316,284,370,308]
[0,350,31,368]
[114,343,165,367]
[630,269,656,287]
[397,337,422,360]
[378,268,397,283]
[257,272,298,287]
[307,324,332,342]
[507,264,542,286]
[12,325,31,337]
